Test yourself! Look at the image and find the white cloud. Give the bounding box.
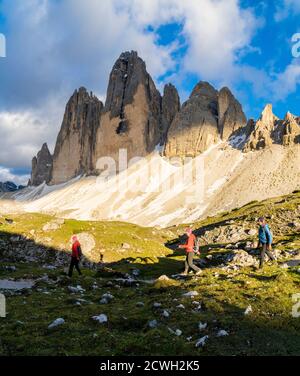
[0,94,65,169]
[0,0,262,178]
[0,167,29,186]
[275,0,300,21]
[271,61,300,100]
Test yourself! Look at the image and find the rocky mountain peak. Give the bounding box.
[218,87,247,140]
[259,104,277,127]
[190,81,218,99]
[93,51,162,169]
[243,104,300,152]
[31,142,53,186]
[50,87,103,185]
[284,111,295,121]
[164,81,247,157]
[160,83,181,145]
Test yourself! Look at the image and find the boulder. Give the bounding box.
[225,250,257,267]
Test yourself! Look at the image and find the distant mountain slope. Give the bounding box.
[3,140,299,227]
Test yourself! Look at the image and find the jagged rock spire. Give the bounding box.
[31,143,53,186]
[218,87,247,140]
[51,87,103,185]
[93,51,162,169]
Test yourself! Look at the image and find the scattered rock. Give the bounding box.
[121,243,131,250]
[225,250,258,267]
[195,335,209,348]
[148,319,158,329]
[182,291,199,298]
[154,275,179,288]
[198,322,207,331]
[92,314,108,324]
[244,305,253,315]
[217,330,229,337]
[68,285,85,294]
[48,318,65,329]
[43,219,64,232]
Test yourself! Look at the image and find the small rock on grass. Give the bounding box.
[198,322,207,331]
[148,319,158,329]
[48,318,65,329]
[92,314,108,324]
[168,328,182,336]
[244,305,253,315]
[195,335,209,348]
[217,329,229,337]
[182,291,199,298]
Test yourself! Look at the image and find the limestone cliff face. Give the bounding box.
[281,112,300,146]
[164,82,247,157]
[93,51,162,170]
[243,104,279,152]
[160,83,180,145]
[164,82,219,158]
[218,87,247,140]
[51,88,103,184]
[243,105,300,152]
[30,143,53,186]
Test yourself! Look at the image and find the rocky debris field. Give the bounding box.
[0,192,300,355]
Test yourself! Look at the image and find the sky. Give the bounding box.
[0,0,300,184]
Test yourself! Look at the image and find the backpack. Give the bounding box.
[262,224,273,246]
[194,237,201,253]
[77,244,82,259]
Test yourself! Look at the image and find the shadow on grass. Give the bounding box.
[1,227,300,356]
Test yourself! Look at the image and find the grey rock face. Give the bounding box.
[160,83,180,145]
[218,87,247,140]
[164,82,247,157]
[31,143,53,186]
[51,88,103,184]
[94,51,162,170]
[164,82,220,157]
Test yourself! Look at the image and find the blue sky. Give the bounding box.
[0,0,300,183]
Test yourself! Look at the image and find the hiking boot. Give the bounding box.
[195,270,202,276]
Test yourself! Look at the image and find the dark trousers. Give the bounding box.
[68,257,82,277]
[259,243,275,268]
[184,252,200,274]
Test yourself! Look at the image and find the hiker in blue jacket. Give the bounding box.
[257,217,275,269]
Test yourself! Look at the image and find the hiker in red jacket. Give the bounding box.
[68,235,82,277]
[179,228,202,276]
